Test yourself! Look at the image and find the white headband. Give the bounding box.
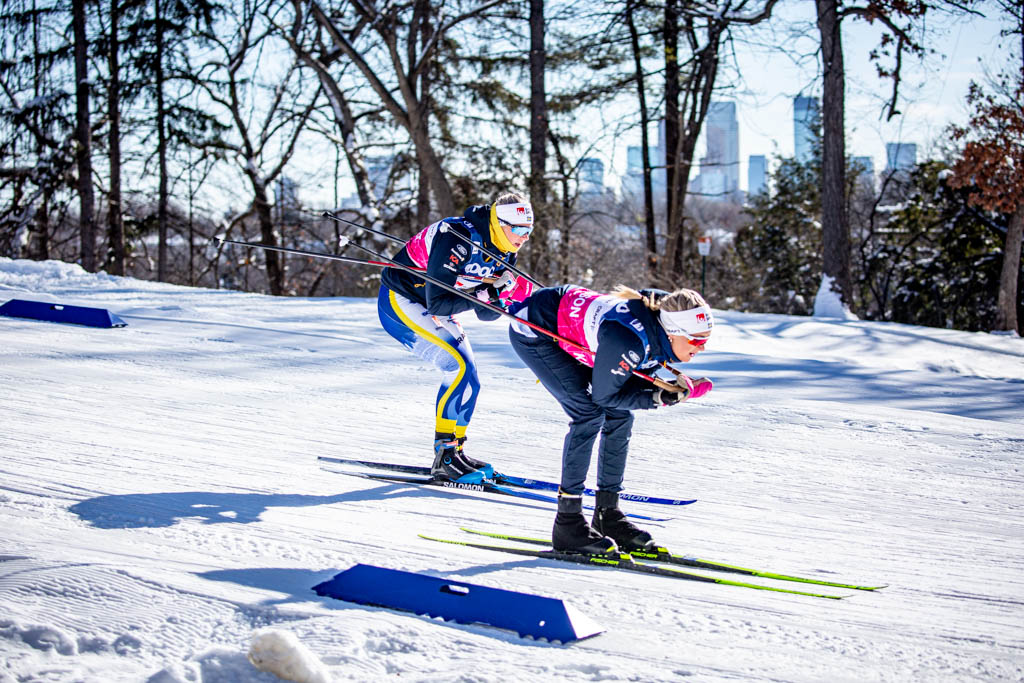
[495,202,534,227]
[659,306,714,337]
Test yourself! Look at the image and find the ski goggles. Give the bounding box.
[498,220,535,236]
[683,334,709,347]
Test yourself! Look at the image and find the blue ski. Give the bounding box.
[316,455,696,506]
[320,466,673,522]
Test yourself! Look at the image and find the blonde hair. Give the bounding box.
[611,285,708,313]
[495,191,529,205]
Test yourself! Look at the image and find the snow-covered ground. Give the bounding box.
[1,257,1022,682]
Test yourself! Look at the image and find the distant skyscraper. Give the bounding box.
[793,96,820,163]
[275,176,299,209]
[850,155,875,188]
[623,141,664,199]
[885,143,917,171]
[275,176,300,222]
[365,155,394,197]
[748,155,767,196]
[579,157,605,195]
[696,101,740,201]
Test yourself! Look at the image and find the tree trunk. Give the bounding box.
[106,0,126,276]
[73,0,96,272]
[528,0,548,277]
[816,0,852,308]
[155,0,169,282]
[250,177,284,295]
[663,0,679,279]
[28,3,49,261]
[665,21,722,280]
[626,0,656,278]
[996,202,1023,333]
[417,0,433,226]
[30,192,51,260]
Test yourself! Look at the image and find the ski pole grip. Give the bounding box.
[651,377,682,392]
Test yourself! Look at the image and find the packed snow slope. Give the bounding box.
[1,257,1022,682]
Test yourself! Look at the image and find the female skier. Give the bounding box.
[508,285,714,554]
[378,192,534,483]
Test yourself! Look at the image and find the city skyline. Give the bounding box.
[299,6,1007,208]
[620,96,893,201]
[608,5,1007,196]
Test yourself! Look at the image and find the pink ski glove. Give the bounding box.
[688,377,713,399]
[500,275,534,304]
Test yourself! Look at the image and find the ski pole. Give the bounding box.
[216,237,680,393]
[321,211,405,246]
[322,211,544,289]
[213,237,408,270]
[334,235,679,394]
[211,237,488,282]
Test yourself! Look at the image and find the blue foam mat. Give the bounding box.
[0,299,127,328]
[314,563,603,643]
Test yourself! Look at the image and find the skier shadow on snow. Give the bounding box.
[69,481,544,530]
[69,491,358,529]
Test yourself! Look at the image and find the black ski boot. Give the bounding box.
[456,437,494,478]
[592,490,656,552]
[430,434,491,483]
[552,492,617,555]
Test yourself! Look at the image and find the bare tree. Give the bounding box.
[0,2,76,261]
[305,0,505,217]
[189,0,318,295]
[625,0,657,277]
[661,0,779,284]
[816,0,850,308]
[281,0,377,216]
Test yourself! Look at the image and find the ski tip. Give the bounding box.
[418,534,459,545]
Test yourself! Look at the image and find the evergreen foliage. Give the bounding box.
[732,157,822,315]
[880,162,1010,332]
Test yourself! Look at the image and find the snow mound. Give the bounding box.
[813,273,859,320]
[248,628,330,683]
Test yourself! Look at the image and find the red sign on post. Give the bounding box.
[697,235,712,256]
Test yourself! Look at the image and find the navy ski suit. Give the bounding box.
[508,285,681,495]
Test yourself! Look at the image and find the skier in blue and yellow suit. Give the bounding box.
[378,192,535,482]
